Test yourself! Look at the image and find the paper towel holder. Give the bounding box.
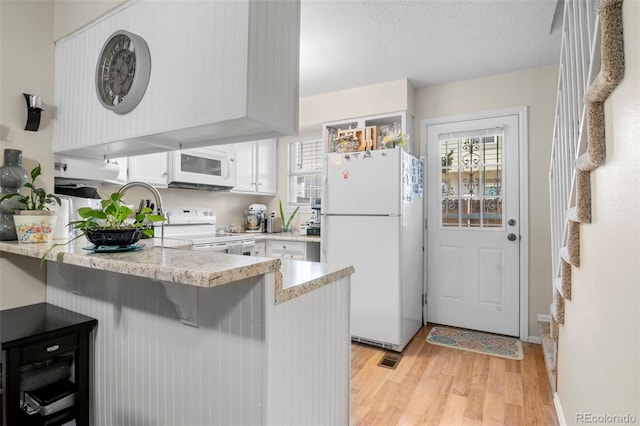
[52,198,71,240]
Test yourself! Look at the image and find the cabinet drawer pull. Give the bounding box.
[46,344,60,353]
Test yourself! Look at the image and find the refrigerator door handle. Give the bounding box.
[321,154,328,215]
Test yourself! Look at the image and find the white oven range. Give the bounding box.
[160,208,255,255]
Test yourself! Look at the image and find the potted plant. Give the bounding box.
[279,199,299,233]
[0,164,60,243]
[42,192,165,261]
[382,133,408,149]
[70,192,165,247]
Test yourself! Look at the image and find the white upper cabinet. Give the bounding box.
[232,139,277,195]
[233,142,257,193]
[255,139,277,194]
[128,152,168,187]
[110,157,128,185]
[53,0,300,160]
[104,153,167,187]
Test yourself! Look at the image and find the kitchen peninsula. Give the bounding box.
[0,239,353,426]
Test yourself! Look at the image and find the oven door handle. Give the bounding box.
[191,243,227,252]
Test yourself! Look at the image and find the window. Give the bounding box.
[288,137,323,205]
[440,134,503,228]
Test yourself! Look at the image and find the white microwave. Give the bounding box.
[167,146,236,191]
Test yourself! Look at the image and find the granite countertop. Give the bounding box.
[276,259,353,303]
[0,237,352,304]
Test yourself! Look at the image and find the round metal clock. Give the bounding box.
[95,30,151,115]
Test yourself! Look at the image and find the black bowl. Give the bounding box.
[85,228,143,248]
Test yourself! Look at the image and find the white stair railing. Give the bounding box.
[549,0,600,278]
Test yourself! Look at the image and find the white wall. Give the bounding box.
[299,79,412,135]
[0,0,56,308]
[53,0,124,42]
[413,65,558,338]
[557,1,640,422]
[0,0,55,186]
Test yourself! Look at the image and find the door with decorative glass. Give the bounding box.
[425,114,520,336]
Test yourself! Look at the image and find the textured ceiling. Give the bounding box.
[299,0,562,97]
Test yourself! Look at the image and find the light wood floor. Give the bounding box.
[351,325,558,426]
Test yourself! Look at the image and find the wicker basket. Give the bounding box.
[335,140,360,153]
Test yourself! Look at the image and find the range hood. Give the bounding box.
[54,155,120,182]
[53,0,300,160]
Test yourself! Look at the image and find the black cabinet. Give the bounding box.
[1,303,97,426]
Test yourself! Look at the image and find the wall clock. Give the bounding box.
[95,30,151,115]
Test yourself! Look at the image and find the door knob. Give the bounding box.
[507,233,518,241]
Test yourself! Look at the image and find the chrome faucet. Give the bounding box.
[117,181,165,248]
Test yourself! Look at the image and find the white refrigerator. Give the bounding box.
[322,148,424,352]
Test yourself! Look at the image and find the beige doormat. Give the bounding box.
[426,326,524,360]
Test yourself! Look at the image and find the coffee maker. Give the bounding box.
[243,204,267,233]
[307,198,321,236]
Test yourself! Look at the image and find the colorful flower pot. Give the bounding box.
[13,210,57,243]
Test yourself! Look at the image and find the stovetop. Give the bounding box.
[161,207,255,245]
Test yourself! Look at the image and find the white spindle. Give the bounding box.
[549,0,600,280]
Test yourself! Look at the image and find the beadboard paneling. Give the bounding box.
[264,274,351,425]
[54,0,299,159]
[247,0,300,134]
[54,1,247,155]
[47,263,265,426]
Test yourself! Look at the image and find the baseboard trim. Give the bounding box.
[553,392,567,426]
[528,335,542,344]
[538,313,551,323]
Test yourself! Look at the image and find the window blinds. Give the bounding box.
[295,138,323,172]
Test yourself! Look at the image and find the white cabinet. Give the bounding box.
[53,1,300,160]
[107,153,168,187]
[323,111,414,154]
[128,152,168,187]
[255,140,277,194]
[232,139,277,195]
[251,241,266,257]
[266,240,320,262]
[233,142,256,193]
[110,157,128,184]
[267,240,305,260]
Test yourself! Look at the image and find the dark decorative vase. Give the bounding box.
[0,149,28,240]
